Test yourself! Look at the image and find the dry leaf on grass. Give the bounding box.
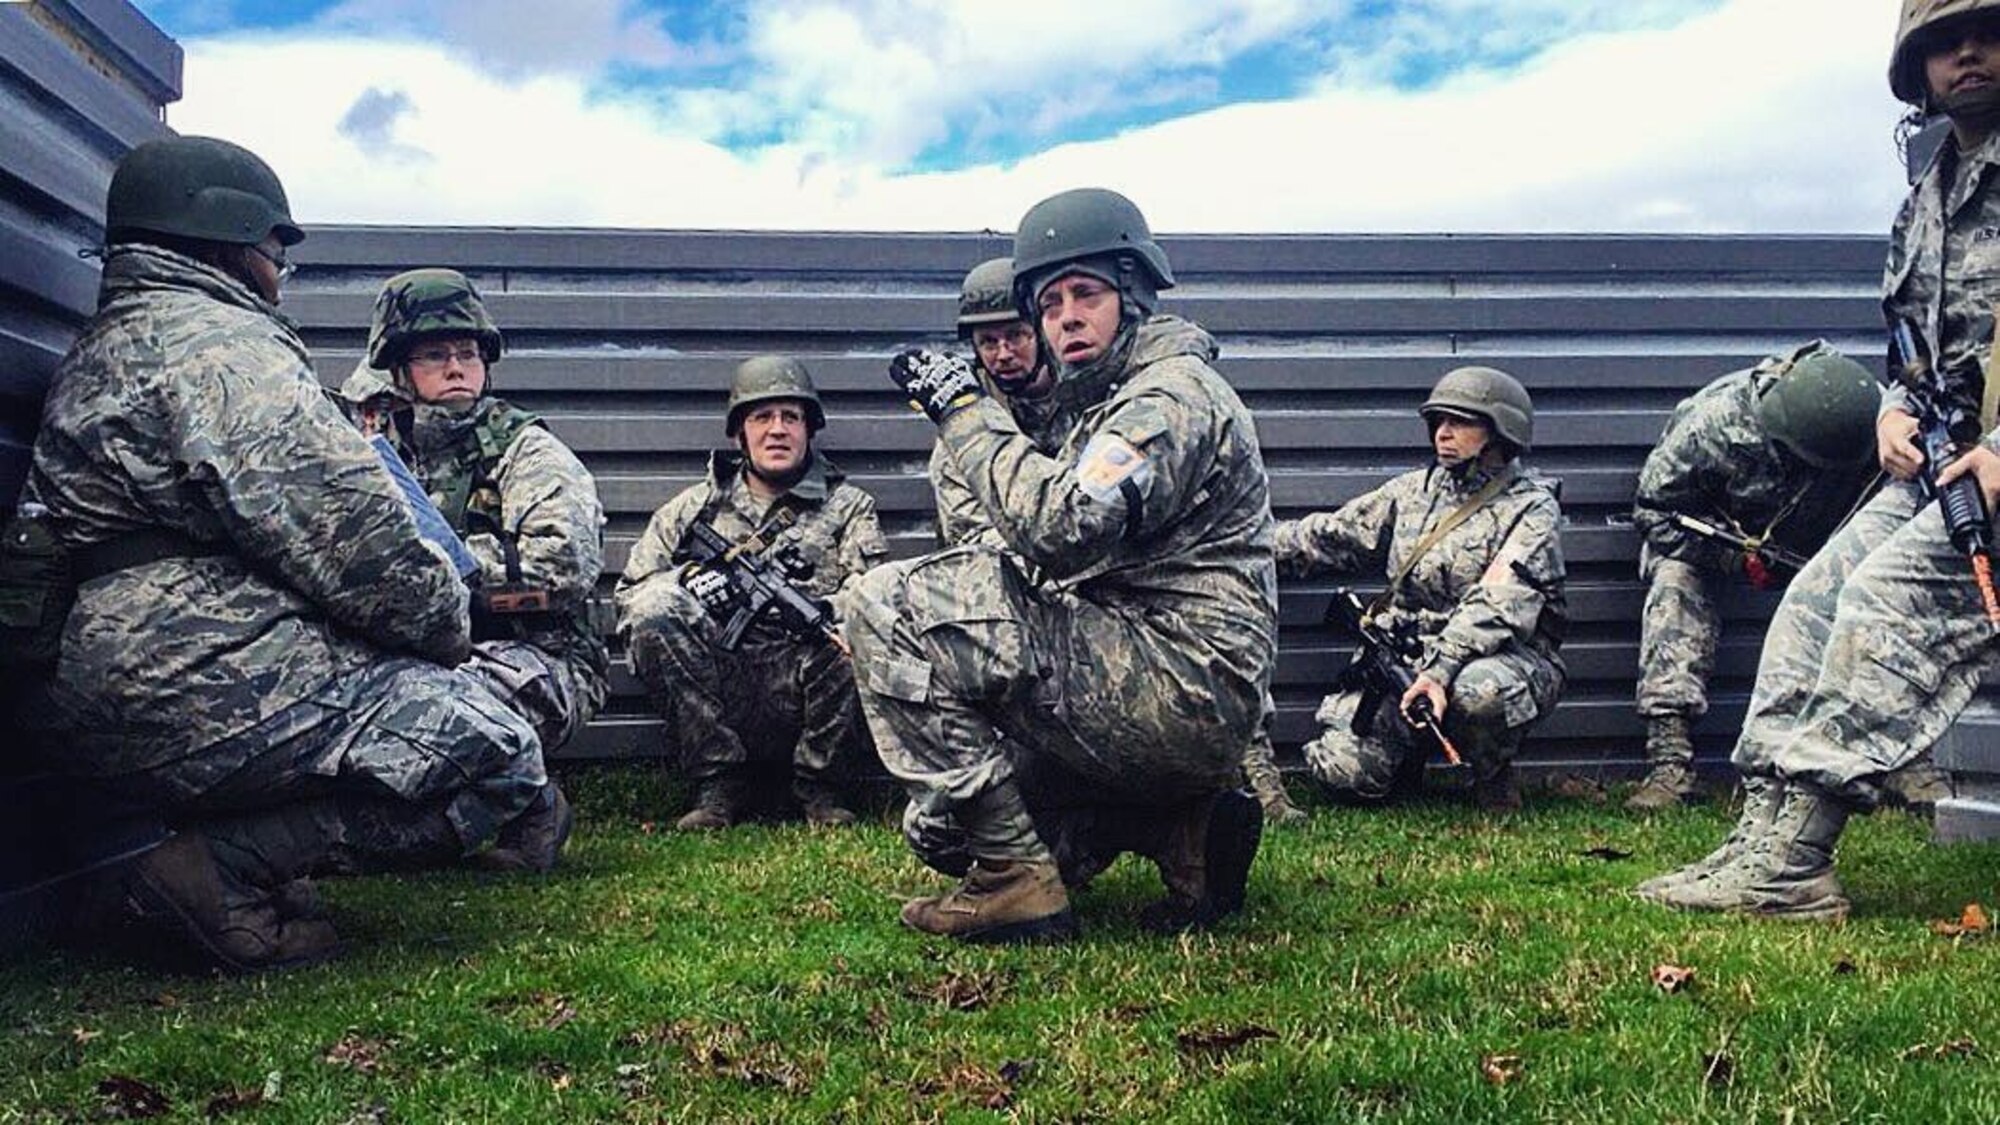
[202,1086,266,1117]
[907,968,1012,1011]
[1651,963,1697,994]
[1175,1024,1277,1057]
[322,1032,390,1074]
[1901,1037,1979,1061]
[97,1075,171,1119]
[1479,1053,1524,1085]
[1930,903,1990,938]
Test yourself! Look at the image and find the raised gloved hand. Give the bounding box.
[681,564,742,619]
[888,348,985,424]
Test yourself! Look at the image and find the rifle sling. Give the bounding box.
[1374,464,1517,616]
[71,528,229,585]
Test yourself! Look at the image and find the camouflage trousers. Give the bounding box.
[622,579,860,792]
[849,545,1257,865]
[1636,549,1724,720]
[1302,649,1562,800]
[465,632,609,755]
[1732,482,1999,807]
[90,655,547,863]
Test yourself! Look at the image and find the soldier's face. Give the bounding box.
[1924,16,2000,110]
[1037,274,1122,367]
[1428,412,1492,468]
[404,336,488,405]
[742,401,810,479]
[971,321,1047,395]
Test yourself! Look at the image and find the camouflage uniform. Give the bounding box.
[26,245,545,866]
[1275,462,1567,799]
[616,452,887,806]
[1730,127,2000,803]
[854,315,1278,871]
[1633,359,1879,733]
[339,366,609,753]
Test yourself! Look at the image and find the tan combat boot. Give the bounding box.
[1635,774,1778,898]
[475,782,574,872]
[1643,780,1851,921]
[675,776,746,832]
[900,859,1076,944]
[1625,716,1700,812]
[794,779,859,827]
[1142,788,1264,933]
[125,832,340,973]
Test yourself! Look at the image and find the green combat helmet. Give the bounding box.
[1891,0,2000,104]
[957,257,1021,340]
[1011,187,1175,317]
[366,268,505,370]
[1420,365,1535,451]
[105,135,304,248]
[1753,342,1879,469]
[726,355,825,436]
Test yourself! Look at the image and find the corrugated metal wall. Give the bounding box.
[285,228,1892,774]
[0,0,177,502]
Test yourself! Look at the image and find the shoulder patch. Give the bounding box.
[1075,432,1154,504]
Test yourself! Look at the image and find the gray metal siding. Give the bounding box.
[0,0,176,500]
[287,228,1891,772]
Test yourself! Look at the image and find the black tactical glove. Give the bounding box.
[681,564,742,619]
[888,348,985,424]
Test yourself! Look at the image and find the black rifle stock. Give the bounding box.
[677,517,850,655]
[1324,589,1461,766]
[1891,319,2000,625]
[1667,512,1813,575]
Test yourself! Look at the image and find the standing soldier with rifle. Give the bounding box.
[1639,1,2000,920]
[1624,343,1881,811]
[1275,367,1567,812]
[617,357,888,830]
[339,270,610,839]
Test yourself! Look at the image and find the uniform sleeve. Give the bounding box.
[932,365,1227,579]
[930,440,998,548]
[471,426,604,603]
[1632,397,1735,571]
[833,487,890,595]
[1270,481,1397,579]
[174,347,470,664]
[1421,489,1565,687]
[613,487,702,626]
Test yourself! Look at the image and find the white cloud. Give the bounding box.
[163,0,1911,234]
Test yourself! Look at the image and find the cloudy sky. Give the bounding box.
[133,0,1915,233]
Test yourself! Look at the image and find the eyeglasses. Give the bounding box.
[407,344,486,370]
[247,243,296,282]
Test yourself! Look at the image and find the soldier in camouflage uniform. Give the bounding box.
[1625,343,1881,811]
[1276,367,1566,813]
[339,269,610,767]
[866,188,1275,942]
[931,257,1305,828]
[617,357,889,830]
[1639,2,2000,919]
[24,137,560,972]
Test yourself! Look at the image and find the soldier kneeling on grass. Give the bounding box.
[616,358,889,831]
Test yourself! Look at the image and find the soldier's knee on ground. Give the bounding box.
[1302,733,1402,802]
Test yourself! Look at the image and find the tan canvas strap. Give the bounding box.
[1374,464,1517,616]
[1981,313,2000,436]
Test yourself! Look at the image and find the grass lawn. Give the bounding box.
[4,769,2000,1123]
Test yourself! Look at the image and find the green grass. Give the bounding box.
[6,770,2000,1123]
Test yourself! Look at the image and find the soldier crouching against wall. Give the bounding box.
[22,137,560,972]
[339,269,610,845]
[617,358,889,830]
[1278,367,1566,812]
[1625,343,1883,811]
[859,187,1275,943]
[931,256,1304,831]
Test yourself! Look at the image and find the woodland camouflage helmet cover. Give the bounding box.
[1010,187,1175,316]
[105,135,304,248]
[366,268,505,370]
[1420,365,1535,451]
[1891,0,2000,104]
[726,354,825,436]
[1752,341,1880,469]
[957,257,1021,339]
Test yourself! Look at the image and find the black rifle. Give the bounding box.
[1668,512,1813,576]
[1891,319,2000,625]
[1324,588,1461,765]
[676,513,850,655]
